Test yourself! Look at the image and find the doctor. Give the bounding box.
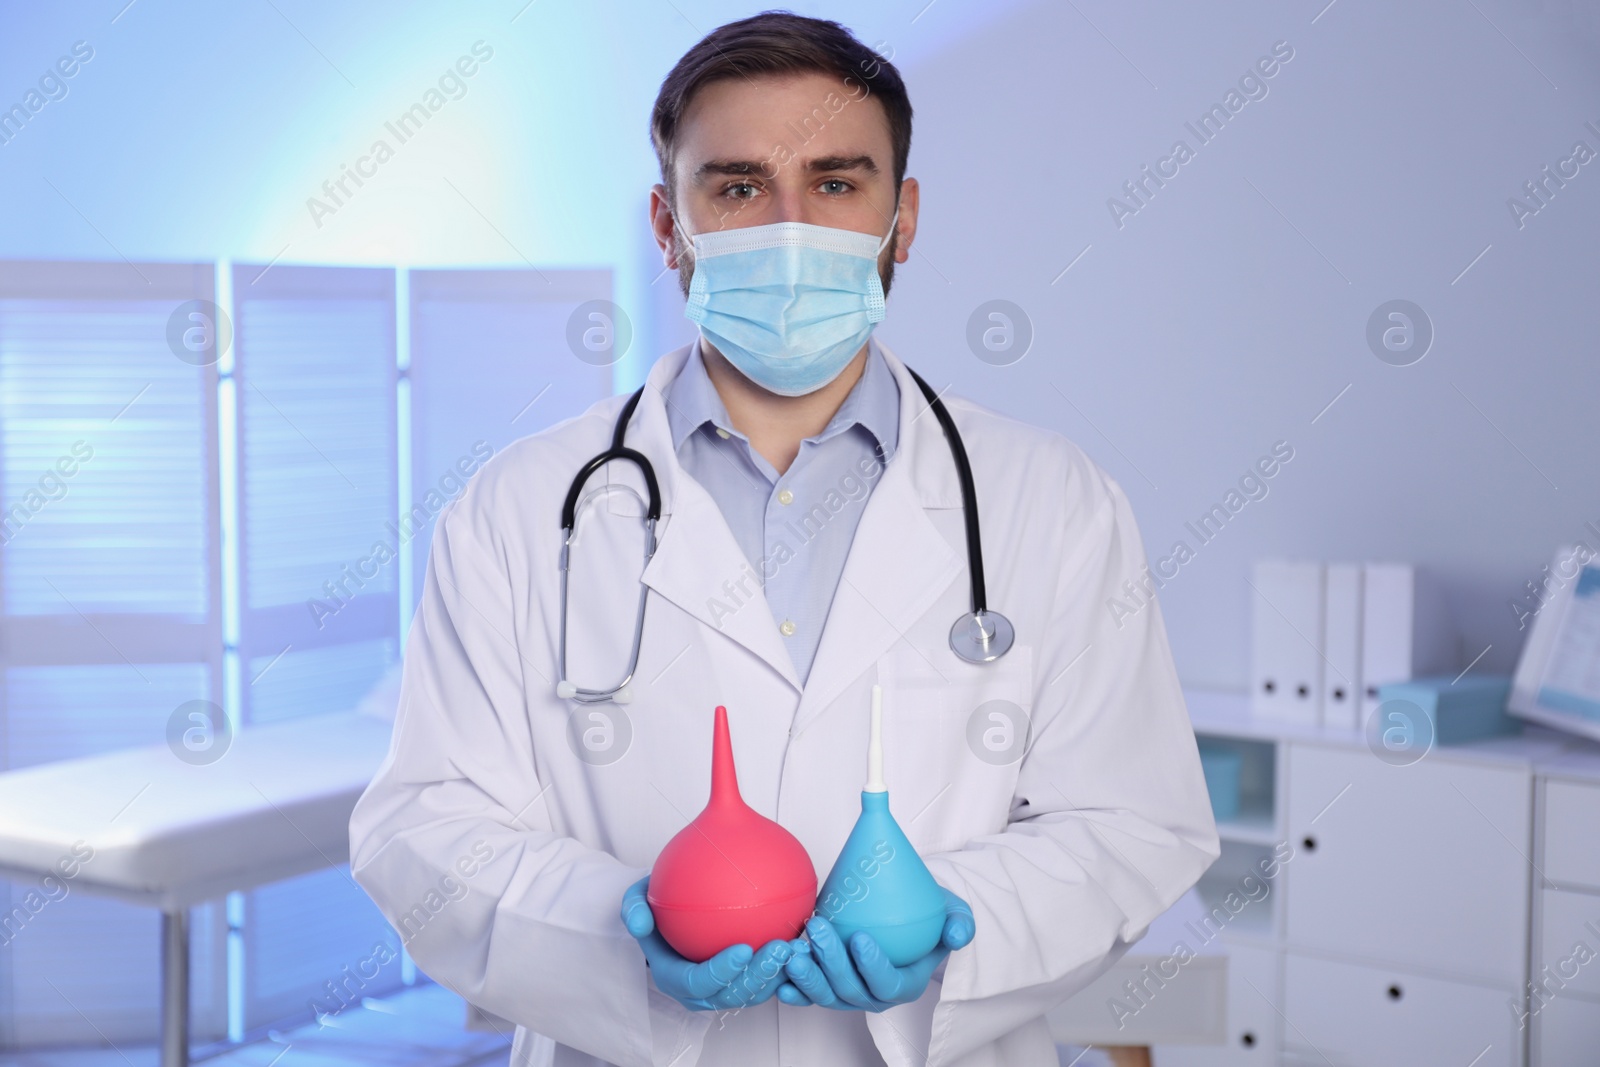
[350,11,1218,1067]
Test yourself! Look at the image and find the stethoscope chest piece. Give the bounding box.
[949,609,1015,664]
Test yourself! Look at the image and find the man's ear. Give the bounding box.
[892,177,919,265]
[649,184,684,269]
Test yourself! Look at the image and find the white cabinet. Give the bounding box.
[1544,780,1600,890]
[1282,952,1516,1066]
[1278,740,1529,1066]
[1531,776,1600,1063]
[1185,691,1600,1067]
[1531,988,1600,1064]
[1155,942,1281,1066]
[1283,743,1530,986]
[1536,888,1600,1000]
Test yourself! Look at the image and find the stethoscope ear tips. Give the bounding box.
[556,680,578,700]
[613,684,634,705]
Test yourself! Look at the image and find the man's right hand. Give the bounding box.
[620,877,795,1011]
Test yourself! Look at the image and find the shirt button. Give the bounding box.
[779,620,797,637]
[777,489,794,506]
[715,426,731,440]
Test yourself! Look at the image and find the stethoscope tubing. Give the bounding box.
[556,364,1010,701]
[902,367,988,617]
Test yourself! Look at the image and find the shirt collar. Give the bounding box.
[665,335,901,460]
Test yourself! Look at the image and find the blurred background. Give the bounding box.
[1,0,1598,1064]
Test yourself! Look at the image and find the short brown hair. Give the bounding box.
[649,11,912,208]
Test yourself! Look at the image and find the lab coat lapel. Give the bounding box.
[633,348,804,693]
[790,345,963,734]
[643,474,804,692]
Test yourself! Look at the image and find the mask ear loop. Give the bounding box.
[875,205,901,257]
[675,206,712,316]
[862,205,900,323]
[682,221,712,319]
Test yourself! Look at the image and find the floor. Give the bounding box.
[0,985,512,1067]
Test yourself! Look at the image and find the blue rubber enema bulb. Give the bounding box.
[815,684,948,966]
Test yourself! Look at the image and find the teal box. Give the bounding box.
[1197,744,1243,822]
[1375,675,1518,745]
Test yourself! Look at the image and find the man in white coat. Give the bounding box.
[350,11,1219,1066]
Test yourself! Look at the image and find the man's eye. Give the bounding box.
[820,179,852,195]
[726,182,759,199]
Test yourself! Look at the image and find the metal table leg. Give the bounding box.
[160,908,189,1067]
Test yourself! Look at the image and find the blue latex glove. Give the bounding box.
[778,887,975,1010]
[620,876,796,1011]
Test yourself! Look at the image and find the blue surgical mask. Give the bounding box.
[684,211,898,397]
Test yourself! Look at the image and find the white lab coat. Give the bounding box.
[349,340,1219,1067]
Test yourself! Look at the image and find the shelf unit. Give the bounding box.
[1528,749,1600,1061]
[1159,688,1598,1067]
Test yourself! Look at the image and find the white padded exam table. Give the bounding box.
[0,711,394,1067]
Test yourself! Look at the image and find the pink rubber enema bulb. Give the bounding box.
[647,705,817,962]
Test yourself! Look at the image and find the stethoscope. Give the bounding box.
[555,367,1014,705]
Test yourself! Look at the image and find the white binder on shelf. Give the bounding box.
[1321,563,1364,730]
[1250,560,1325,725]
[1360,562,1459,725]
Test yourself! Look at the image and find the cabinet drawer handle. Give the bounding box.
[1387,983,1403,1001]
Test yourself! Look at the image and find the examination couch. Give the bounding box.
[0,710,393,1066]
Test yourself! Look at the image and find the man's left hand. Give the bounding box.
[777,887,974,1011]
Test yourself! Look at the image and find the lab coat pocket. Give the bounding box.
[877,643,1034,858]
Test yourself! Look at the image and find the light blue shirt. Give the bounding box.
[665,337,901,686]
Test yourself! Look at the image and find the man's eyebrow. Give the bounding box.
[693,159,770,181]
[803,154,878,175]
[692,154,881,183]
